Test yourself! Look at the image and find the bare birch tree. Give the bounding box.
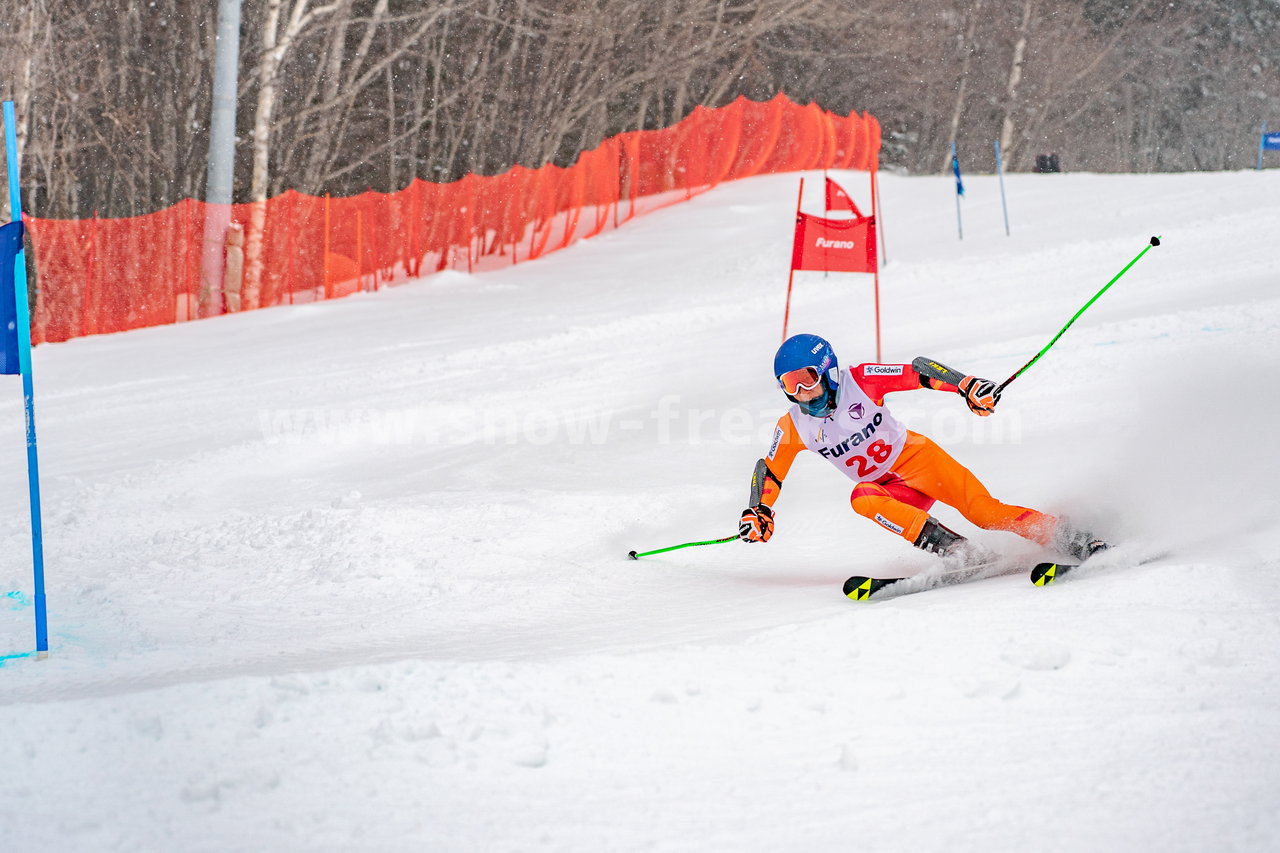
[997,0,1033,165]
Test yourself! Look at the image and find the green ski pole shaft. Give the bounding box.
[628,535,738,559]
[996,236,1161,395]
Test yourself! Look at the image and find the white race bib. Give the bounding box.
[789,369,908,483]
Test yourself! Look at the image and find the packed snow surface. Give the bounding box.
[2,169,1279,852]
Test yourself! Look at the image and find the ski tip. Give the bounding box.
[1150,235,1161,247]
[844,575,897,601]
[843,576,873,600]
[1030,562,1057,585]
[627,550,638,560]
[1030,561,1078,586]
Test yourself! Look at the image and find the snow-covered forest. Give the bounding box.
[1,0,1277,217]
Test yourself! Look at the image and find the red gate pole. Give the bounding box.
[870,169,882,361]
[873,265,882,363]
[871,167,887,266]
[781,177,804,342]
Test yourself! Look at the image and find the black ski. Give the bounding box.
[842,575,902,600]
[847,550,1160,600]
[844,557,1095,600]
[842,560,1008,601]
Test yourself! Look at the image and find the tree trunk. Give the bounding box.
[999,0,1034,168]
[244,0,334,310]
[241,0,287,312]
[941,0,982,173]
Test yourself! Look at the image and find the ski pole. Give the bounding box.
[628,535,738,560]
[996,236,1160,394]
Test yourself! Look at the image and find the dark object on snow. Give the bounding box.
[1034,153,1061,173]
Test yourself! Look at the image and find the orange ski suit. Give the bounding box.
[758,364,1056,547]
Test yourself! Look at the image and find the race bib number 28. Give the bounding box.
[843,439,893,478]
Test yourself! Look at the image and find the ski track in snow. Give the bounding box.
[2,170,1279,852]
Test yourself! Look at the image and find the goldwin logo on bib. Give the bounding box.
[863,365,903,376]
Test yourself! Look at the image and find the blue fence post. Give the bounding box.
[4,100,48,659]
[1260,121,1269,171]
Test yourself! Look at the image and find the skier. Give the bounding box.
[738,333,1107,562]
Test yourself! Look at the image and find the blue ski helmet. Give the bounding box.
[774,333,839,417]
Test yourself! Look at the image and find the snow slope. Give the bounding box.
[2,168,1279,852]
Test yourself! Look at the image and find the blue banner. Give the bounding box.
[0,221,21,375]
[1264,132,1280,151]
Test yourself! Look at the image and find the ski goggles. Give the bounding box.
[778,366,822,395]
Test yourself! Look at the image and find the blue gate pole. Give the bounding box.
[1260,121,1268,171]
[4,101,48,659]
[994,138,1011,236]
[950,142,963,240]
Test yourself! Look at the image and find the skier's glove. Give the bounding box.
[958,375,1000,416]
[739,504,775,543]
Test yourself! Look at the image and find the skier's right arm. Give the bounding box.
[757,413,805,506]
[740,414,805,542]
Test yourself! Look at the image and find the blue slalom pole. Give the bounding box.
[4,101,47,659]
[1260,121,1268,171]
[950,141,964,240]
[994,138,1010,236]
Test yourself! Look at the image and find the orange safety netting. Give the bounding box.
[25,93,880,344]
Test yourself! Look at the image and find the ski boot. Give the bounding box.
[913,517,965,555]
[912,516,995,563]
[914,517,995,566]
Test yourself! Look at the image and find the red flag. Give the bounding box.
[824,177,862,217]
[791,212,877,273]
